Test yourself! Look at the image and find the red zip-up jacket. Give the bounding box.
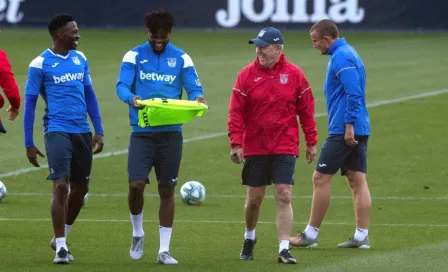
[228,54,317,157]
[0,50,21,110]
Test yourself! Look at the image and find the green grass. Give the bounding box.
[0,29,447,271]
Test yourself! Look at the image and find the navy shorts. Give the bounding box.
[316,134,369,176]
[44,132,93,183]
[128,132,183,186]
[242,155,296,187]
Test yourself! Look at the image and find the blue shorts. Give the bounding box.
[127,132,183,186]
[44,132,93,183]
[315,134,369,176]
[242,155,296,187]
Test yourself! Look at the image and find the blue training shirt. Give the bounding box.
[324,38,370,136]
[25,49,93,135]
[116,42,204,132]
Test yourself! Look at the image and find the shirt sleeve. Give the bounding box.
[334,55,363,125]
[83,60,93,86]
[76,51,92,86]
[116,50,137,105]
[23,94,38,148]
[23,56,45,148]
[78,53,103,135]
[295,69,317,147]
[227,70,247,148]
[0,50,21,109]
[180,53,204,101]
[25,57,44,96]
[84,85,104,135]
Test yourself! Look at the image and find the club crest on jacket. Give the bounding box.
[167,58,176,68]
[280,74,288,84]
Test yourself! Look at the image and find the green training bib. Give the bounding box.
[137,98,208,127]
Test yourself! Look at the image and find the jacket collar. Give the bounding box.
[325,38,346,55]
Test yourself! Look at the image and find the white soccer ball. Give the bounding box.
[180,181,206,205]
[0,181,7,203]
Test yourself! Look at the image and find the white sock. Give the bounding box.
[354,228,368,241]
[304,224,319,240]
[55,237,67,253]
[159,226,172,253]
[279,240,289,253]
[244,229,256,240]
[64,224,72,238]
[130,212,144,237]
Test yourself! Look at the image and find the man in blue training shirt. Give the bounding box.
[23,14,104,264]
[290,19,372,249]
[116,9,206,264]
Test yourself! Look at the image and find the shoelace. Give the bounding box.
[280,249,293,259]
[160,252,172,260]
[130,238,142,250]
[242,240,255,254]
[295,231,306,239]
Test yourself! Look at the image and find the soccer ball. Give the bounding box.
[180,181,205,205]
[0,181,7,203]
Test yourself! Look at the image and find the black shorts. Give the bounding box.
[242,155,296,187]
[44,132,93,184]
[128,132,183,186]
[315,134,368,176]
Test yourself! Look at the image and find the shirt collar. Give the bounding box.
[325,38,346,55]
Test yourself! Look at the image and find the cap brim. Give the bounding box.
[248,38,270,47]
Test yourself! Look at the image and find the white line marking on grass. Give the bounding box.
[0,218,447,228]
[1,89,447,179]
[7,192,448,201]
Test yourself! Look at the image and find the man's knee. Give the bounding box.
[345,171,367,189]
[53,178,69,194]
[246,186,265,208]
[312,171,332,188]
[274,184,292,204]
[129,180,146,194]
[158,184,175,199]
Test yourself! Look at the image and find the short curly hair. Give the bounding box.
[144,9,175,34]
[48,14,74,35]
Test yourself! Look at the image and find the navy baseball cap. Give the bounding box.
[248,27,284,47]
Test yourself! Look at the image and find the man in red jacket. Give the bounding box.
[228,27,318,264]
[0,49,21,133]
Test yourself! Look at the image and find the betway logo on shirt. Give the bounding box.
[140,71,176,84]
[53,73,84,84]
